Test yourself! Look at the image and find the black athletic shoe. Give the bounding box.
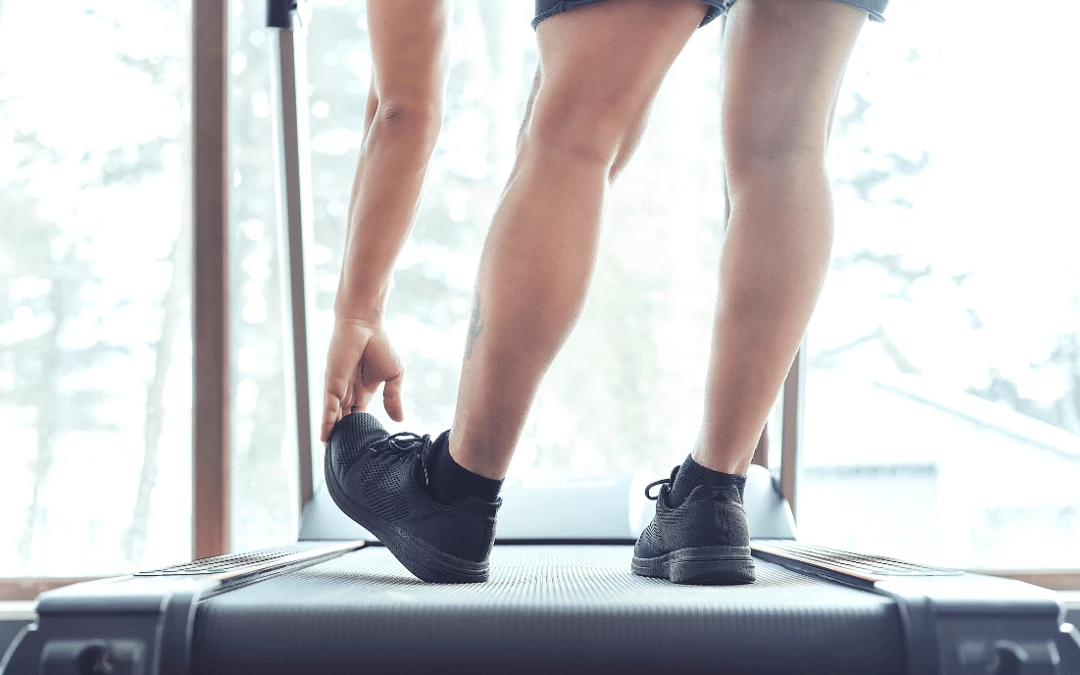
[631,465,756,585]
[325,412,500,584]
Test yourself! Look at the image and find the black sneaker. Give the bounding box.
[325,412,500,583]
[631,466,756,585]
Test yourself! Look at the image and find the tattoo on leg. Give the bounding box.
[465,294,485,358]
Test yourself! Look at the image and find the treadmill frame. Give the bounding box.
[3,541,1077,675]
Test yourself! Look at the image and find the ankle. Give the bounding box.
[427,432,503,504]
[690,437,748,475]
[689,452,743,475]
[447,434,508,481]
[670,454,747,504]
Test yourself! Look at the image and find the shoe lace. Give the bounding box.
[644,465,679,500]
[371,432,431,458]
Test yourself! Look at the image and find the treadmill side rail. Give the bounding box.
[0,542,362,675]
[879,578,1080,675]
[750,541,1078,675]
[1,578,210,675]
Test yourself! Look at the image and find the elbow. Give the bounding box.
[365,99,443,161]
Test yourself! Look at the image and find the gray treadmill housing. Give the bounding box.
[299,463,798,541]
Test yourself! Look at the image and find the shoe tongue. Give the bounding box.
[423,430,449,461]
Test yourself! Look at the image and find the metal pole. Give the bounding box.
[268,1,316,514]
[192,0,230,559]
[719,14,729,232]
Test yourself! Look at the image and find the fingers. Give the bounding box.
[321,373,350,443]
[383,373,404,422]
[354,386,375,414]
[321,326,366,442]
[320,324,406,442]
[349,351,375,416]
[343,379,354,412]
[361,331,406,422]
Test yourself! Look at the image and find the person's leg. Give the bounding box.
[324,0,705,585]
[447,0,708,479]
[688,0,866,477]
[630,0,869,585]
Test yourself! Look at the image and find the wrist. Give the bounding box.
[335,262,390,325]
[333,292,385,326]
[334,307,384,327]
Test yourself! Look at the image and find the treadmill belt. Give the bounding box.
[193,545,906,674]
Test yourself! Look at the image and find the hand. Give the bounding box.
[321,318,405,442]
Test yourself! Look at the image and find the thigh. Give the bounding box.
[722,0,866,165]
[366,0,451,102]
[532,0,707,154]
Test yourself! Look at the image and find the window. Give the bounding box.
[228,0,298,554]
[799,0,1080,569]
[0,0,192,576]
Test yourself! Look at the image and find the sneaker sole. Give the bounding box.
[324,450,489,584]
[631,546,756,585]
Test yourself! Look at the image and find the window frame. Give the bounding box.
[191,0,232,562]
[0,579,103,603]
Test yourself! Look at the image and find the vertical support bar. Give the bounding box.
[780,344,806,521]
[192,0,230,559]
[269,6,315,514]
[718,14,729,232]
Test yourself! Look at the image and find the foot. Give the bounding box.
[631,465,756,585]
[325,412,500,583]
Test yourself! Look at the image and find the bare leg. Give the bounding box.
[449,0,708,478]
[693,0,866,473]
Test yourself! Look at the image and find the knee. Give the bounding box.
[724,134,827,188]
[523,119,619,174]
[365,98,442,161]
[521,88,644,178]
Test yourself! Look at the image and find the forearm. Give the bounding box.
[334,108,440,323]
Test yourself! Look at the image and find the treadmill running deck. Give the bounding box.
[192,544,906,675]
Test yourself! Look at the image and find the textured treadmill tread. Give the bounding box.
[136,541,343,576]
[193,545,905,674]
[753,539,963,578]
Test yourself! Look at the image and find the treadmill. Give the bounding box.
[4,3,1078,673]
[4,468,1079,674]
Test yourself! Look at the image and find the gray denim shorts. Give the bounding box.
[533,0,888,29]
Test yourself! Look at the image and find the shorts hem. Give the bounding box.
[830,0,887,22]
[531,3,566,29]
[533,0,728,31]
[533,0,885,30]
